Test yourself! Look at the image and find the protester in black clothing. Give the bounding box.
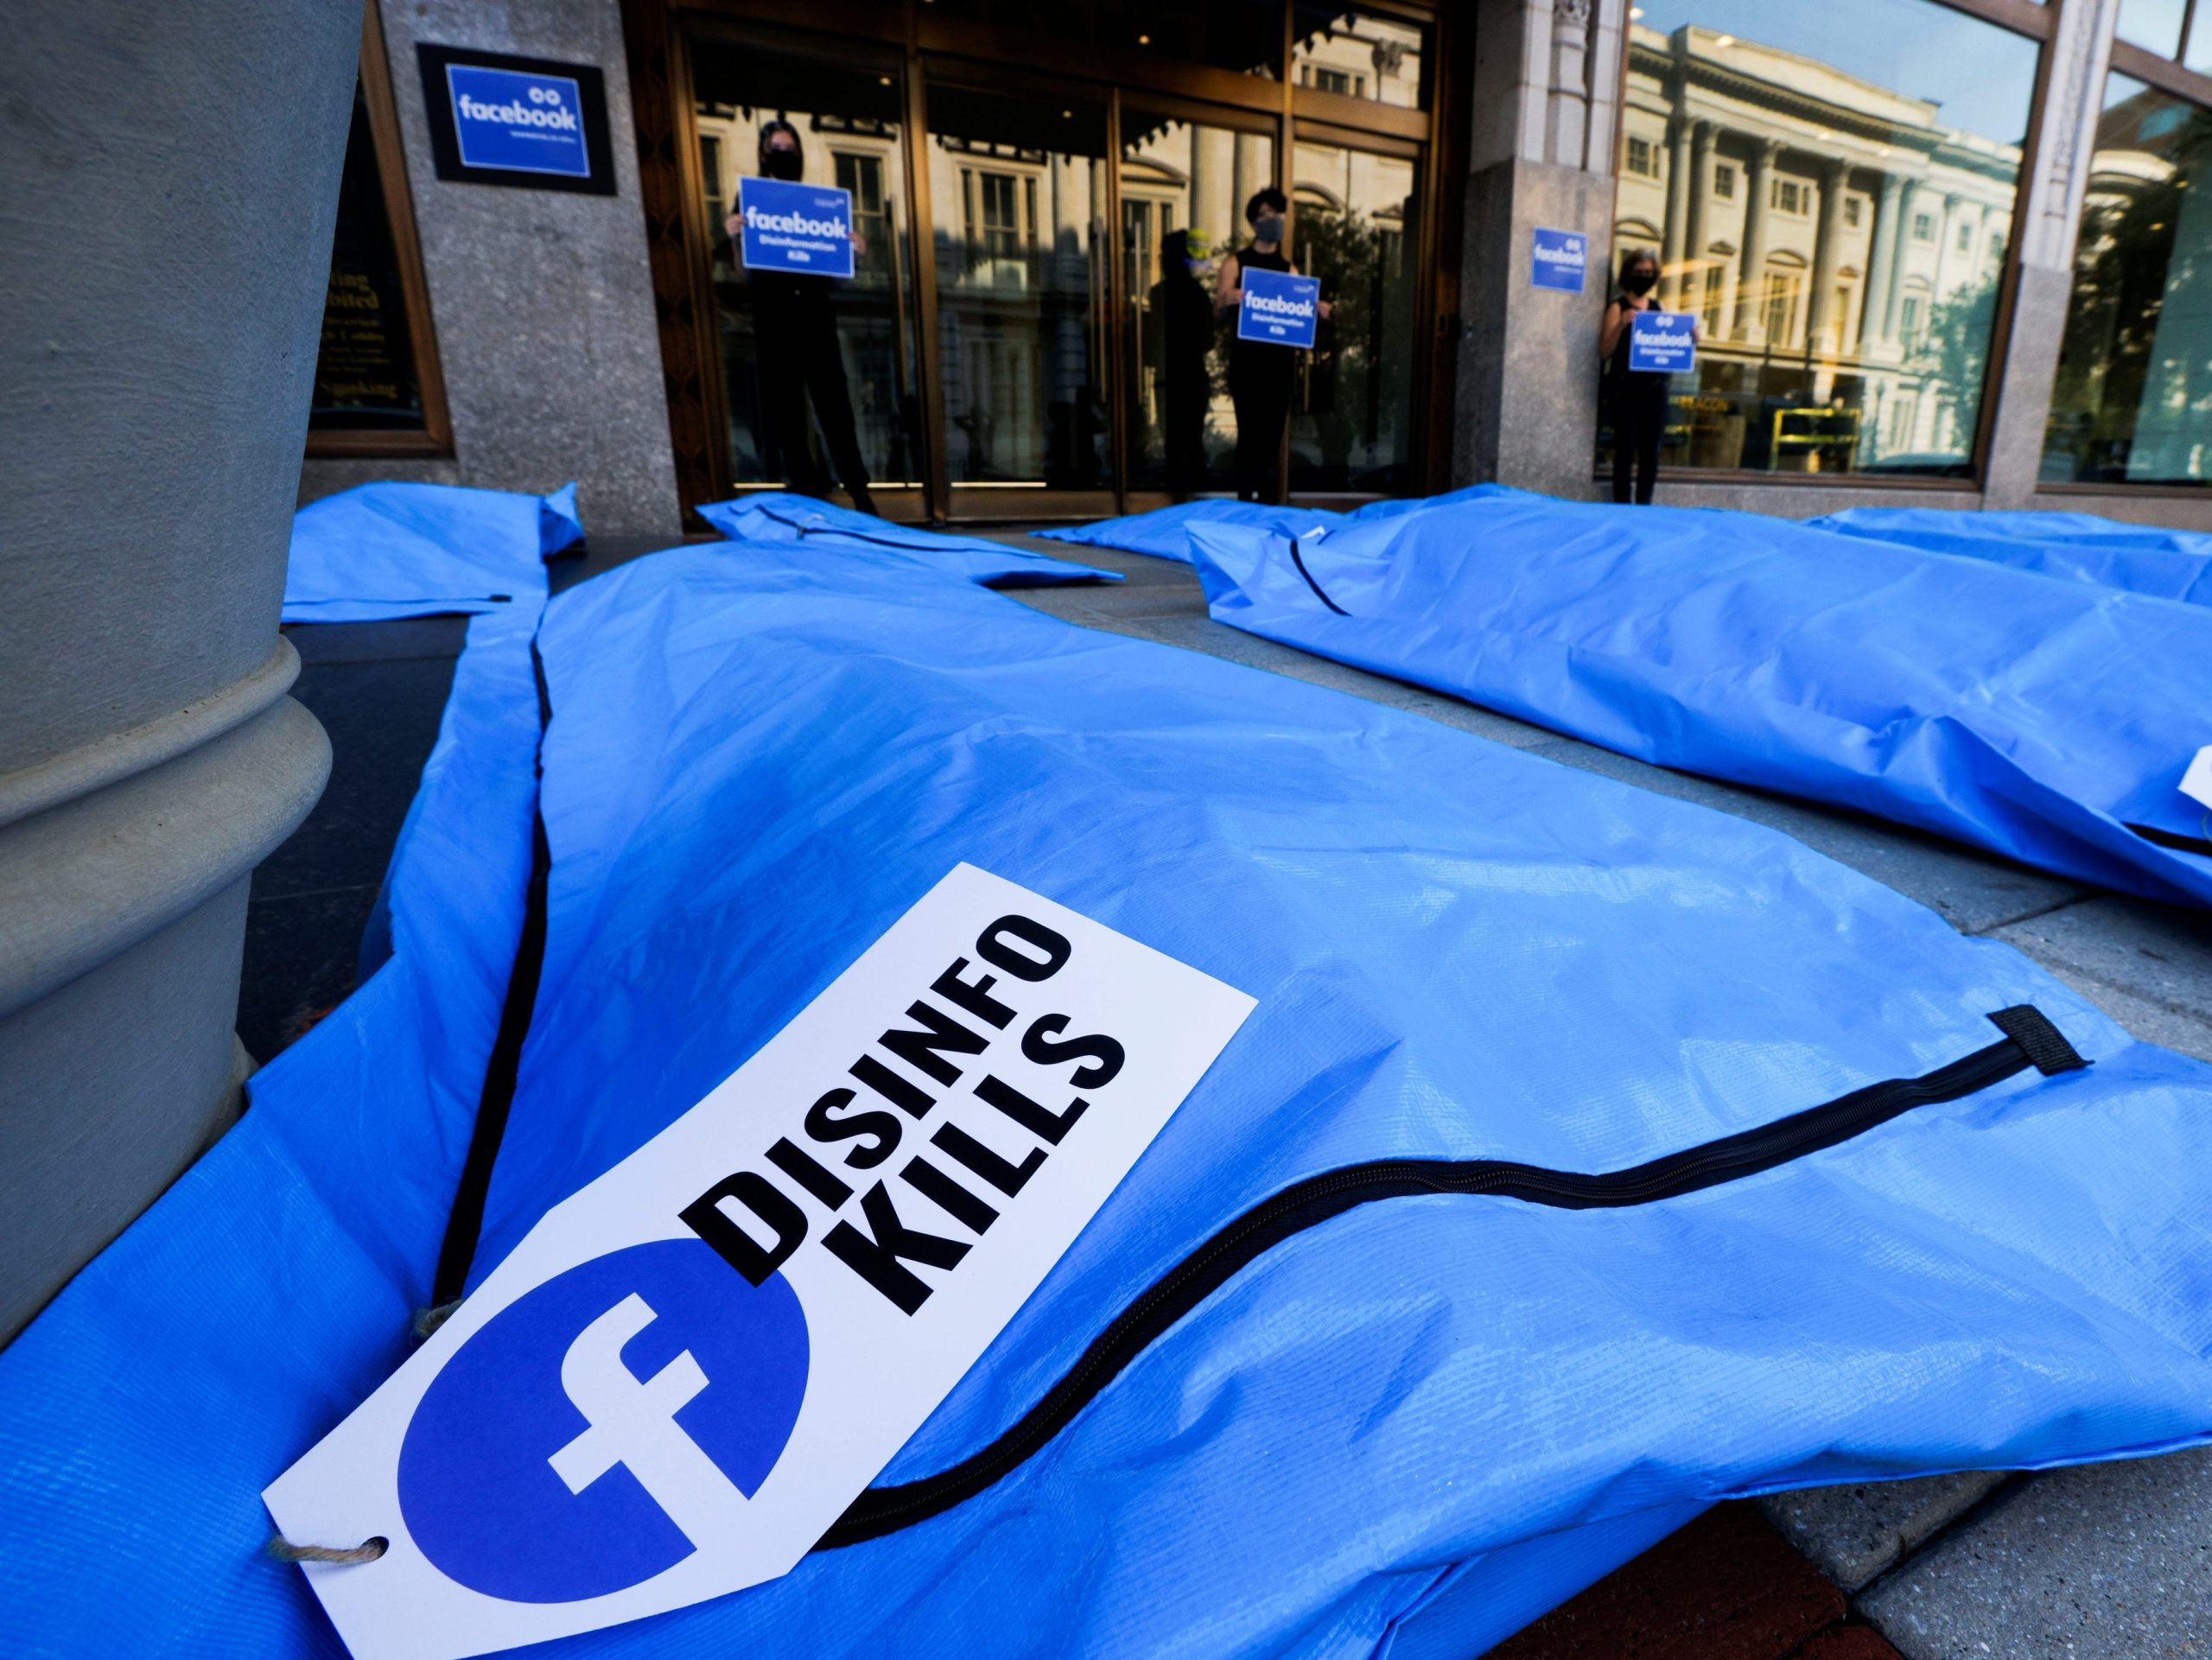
[1216,188,1330,504]
[1599,248,1696,506]
[1148,228,1215,497]
[723,119,875,515]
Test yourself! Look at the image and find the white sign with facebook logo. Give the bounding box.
[264,863,1255,1660]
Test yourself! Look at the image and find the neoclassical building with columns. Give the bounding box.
[1614,22,2020,474]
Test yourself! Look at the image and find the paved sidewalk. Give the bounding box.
[989,532,2212,1660]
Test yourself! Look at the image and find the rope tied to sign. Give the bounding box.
[266,1533,388,1566]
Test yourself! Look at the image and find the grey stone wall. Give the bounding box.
[0,0,348,1339]
[299,0,681,538]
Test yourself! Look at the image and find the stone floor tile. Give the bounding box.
[1760,1474,2010,1593]
[1522,740,2086,935]
[1990,899,2212,1065]
[1858,1449,2212,1660]
[1485,1504,1845,1660]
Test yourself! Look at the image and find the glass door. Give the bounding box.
[921,77,1116,513]
[690,34,925,504]
[1119,102,1276,500]
[1287,129,1423,495]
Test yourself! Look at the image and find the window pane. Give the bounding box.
[692,43,925,491]
[1604,0,2037,481]
[2043,75,2212,486]
[2185,5,2212,73]
[1292,5,1430,110]
[929,0,1281,80]
[310,77,427,432]
[927,84,1112,487]
[1120,108,1274,494]
[2118,0,2187,58]
[1288,138,1421,493]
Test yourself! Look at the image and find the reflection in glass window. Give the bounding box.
[692,43,924,490]
[1287,138,1421,493]
[311,76,428,432]
[928,85,1112,488]
[1119,108,1275,495]
[2044,76,2212,485]
[1604,0,2037,480]
[2118,0,2187,59]
[927,0,1283,80]
[1291,4,1429,110]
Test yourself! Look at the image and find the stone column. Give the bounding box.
[1807,156,1850,353]
[1233,133,1268,226]
[1734,137,1783,344]
[1861,174,1905,350]
[1930,191,1964,303]
[1662,111,1693,302]
[1192,125,1235,251]
[0,0,346,1340]
[1683,119,1715,321]
[1880,178,1922,344]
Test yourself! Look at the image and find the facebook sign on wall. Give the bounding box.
[739,176,857,279]
[1238,266,1322,349]
[447,65,589,178]
[417,45,616,196]
[264,864,1254,1660]
[1530,227,1587,293]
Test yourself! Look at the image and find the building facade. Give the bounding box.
[296,0,2212,533]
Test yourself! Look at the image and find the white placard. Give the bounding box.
[2183,745,2212,811]
[265,863,1255,1660]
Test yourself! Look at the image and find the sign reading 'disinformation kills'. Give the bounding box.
[738,177,856,279]
[1628,309,1697,374]
[1237,266,1321,350]
[264,864,1255,1660]
[1530,227,1587,293]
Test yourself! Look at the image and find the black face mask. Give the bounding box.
[1624,269,1657,296]
[763,148,803,181]
[1253,215,1285,245]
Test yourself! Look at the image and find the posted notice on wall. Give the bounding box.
[1237,267,1322,349]
[1628,309,1696,373]
[738,176,856,278]
[445,64,591,180]
[265,863,1255,1660]
[1530,227,1587,293]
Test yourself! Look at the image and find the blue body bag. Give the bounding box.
[7,529,2212,1658]
[284,482,583,622]
[1810,506,2212,607]
[699,493,1116,584]
[1037,487,1511,563]
[1187,494,2212,910]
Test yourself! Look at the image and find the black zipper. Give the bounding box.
[817,1005,2083,1549]
[2127,820,2212,858]
[1287,537,1349,615]
[751,501,943,559]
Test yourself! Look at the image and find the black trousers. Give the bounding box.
[1230,366,1294,503]
[1609,382,1667,505]
[755,286,871,502]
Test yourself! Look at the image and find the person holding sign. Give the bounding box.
[1597,248,1698,506]
[721,120,875,516]
[1216,188,1330,504]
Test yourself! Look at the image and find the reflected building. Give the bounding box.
[1615,22,2018,474]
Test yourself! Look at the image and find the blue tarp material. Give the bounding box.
[1808,506,2212,607]
[10,525,2212,1659]
[1035,486,1516,563]
[1187,493,2212,910]
[698,493,1118,585]
[283,482,584,623]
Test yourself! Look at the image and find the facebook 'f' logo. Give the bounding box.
[398,1240,808,1603]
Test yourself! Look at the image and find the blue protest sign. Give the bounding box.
[445,65,590,179]
[1531,227,1587,293]
[1628,309,1697,373]
[1237,267,1321,349]
[739,178,857,279]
